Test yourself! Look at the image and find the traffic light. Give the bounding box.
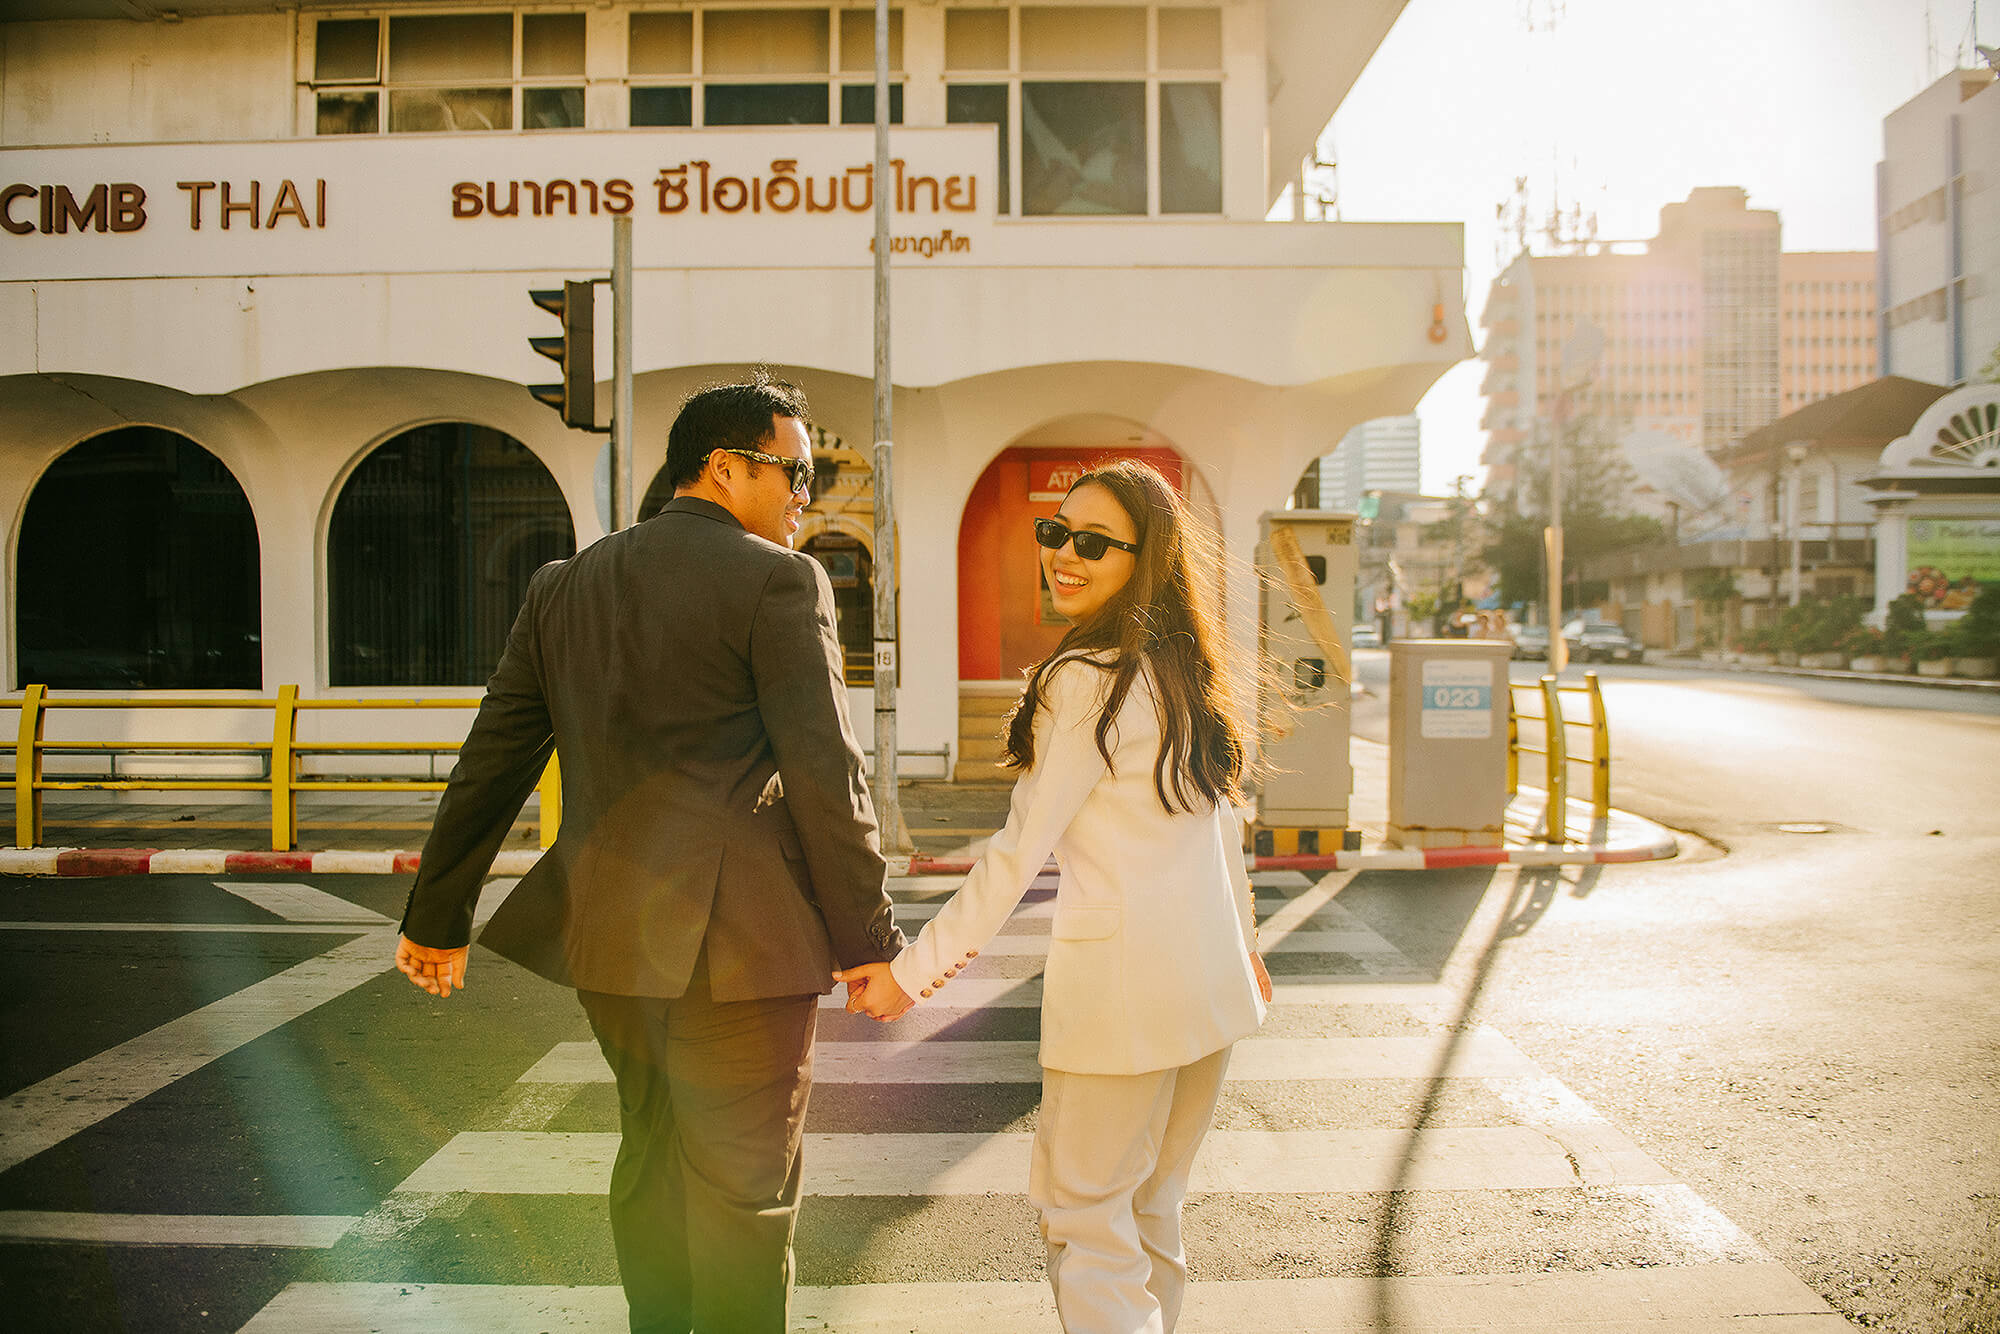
[528,280,600,431]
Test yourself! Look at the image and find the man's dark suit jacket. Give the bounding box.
[399,495,905,1001]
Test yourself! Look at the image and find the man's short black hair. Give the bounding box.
[666,372,811,491]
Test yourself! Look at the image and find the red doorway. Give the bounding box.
[956,445,1186,681]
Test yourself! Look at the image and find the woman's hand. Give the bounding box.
[1252,951,1273,1003]
[833,962,914,1021]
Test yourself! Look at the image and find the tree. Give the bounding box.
[1483,409,1663,617]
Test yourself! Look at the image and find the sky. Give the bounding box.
[1313,0,1989,495]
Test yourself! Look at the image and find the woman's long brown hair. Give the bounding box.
[1001,459,1247,813]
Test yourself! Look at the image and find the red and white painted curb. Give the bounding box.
[0,847,543,878]
[0,836,1675,878]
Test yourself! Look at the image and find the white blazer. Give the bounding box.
[889,654,1266,1075]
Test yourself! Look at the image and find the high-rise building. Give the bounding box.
[1480,187,1874,505]
[1877,66,2000,386]
[1781,254,1882,414]
[1315,414,1422,512]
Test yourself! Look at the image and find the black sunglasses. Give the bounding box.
[717,447,814,495]
[1034,517,1139,561]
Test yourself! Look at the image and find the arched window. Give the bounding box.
[328,423,574,687]
[802,531,873,684]
[17,427,260,689]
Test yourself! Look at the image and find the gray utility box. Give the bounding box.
[1386,639,1513,849]
[1256,510,1357,830]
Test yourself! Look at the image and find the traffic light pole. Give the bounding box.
[610,216,634,531]
[870,0,911,854]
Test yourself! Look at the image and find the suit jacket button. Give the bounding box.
[920,988,933,998]
[966,949,979,959]
[931,978,946,988]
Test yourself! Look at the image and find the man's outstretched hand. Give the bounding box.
[833,962,913,1021]
[397,935,470,998]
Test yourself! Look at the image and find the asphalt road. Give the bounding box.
[1344,650,2000,1332]
[0,660,1992,1331]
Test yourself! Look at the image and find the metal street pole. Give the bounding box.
[870,0,911,853]
[1549,323,1602,674]
[611,215,634,530]
[1546,413,1567,674]
[1785,443,1807,607]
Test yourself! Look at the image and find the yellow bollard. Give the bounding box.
[271,684,299,851]
[538,751,562,849]
[1539,674,1567,844]
[1585,670,1611,824]
[16,684,46,848]
[1505,686,1520,796]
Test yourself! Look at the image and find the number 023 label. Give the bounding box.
[1418,659,1494,739]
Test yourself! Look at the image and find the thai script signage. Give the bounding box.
[0,129,993,280]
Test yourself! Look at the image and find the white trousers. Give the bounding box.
[1029,1046,1233,1334]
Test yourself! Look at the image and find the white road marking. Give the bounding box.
[394,1124,1677,1196]
[816,976,1455,1010]
[520,1030,1543,1086]
[214,881,391,924]
[0,930,393,1175]
[240,1263,1847,1333]
[934,926,1399,957]
[0,1209,357,1249]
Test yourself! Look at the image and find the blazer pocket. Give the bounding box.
[1050,904,1120,941]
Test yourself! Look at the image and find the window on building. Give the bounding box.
[839,83,905,125]
[328,424,574,687]
[1022,80,1145,214]
[312,13,585,134]
[948,83,1011,214]
[630,11,695,124]
[949,4,1222,218]
[18,428,260,689]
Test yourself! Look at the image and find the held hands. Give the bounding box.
[396,935,470,998]
[833,962,914,1022]
[1252,951,1273,1003]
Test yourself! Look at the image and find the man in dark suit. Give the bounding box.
[395,375,905,1333]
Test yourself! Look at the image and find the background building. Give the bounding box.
[0,1,1469,786]
[1311,413,1421,512]
[1480,187,1875,508]
[1877,64,2000,386]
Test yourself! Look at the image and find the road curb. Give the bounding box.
[1648,655,2000,693]
[0,833,1677,878]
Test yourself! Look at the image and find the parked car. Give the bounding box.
[1566,622,1645,663]
[1351,623,1382,649]
[1509,625,1549,661]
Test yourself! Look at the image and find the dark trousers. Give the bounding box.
[579,961,818,1334]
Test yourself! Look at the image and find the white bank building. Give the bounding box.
[0,1,1465,792]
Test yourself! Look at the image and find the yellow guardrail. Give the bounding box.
[5,685,560,852]
[1505,671,1610,844]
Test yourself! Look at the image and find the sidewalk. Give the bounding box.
[0,736,1678,876]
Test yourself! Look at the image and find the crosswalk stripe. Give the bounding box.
[903,926,1399,956]
[239,1264,1848,1333]
[393,1124,1678,1196]
[519,1030,1544,1085]
[213,881,392,924]
[0,930,393,1175]
[814,975,1452,1010]
[0,1210,358,1249]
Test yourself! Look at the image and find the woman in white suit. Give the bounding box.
[837,459,1272,1334]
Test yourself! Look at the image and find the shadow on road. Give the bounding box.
[1365,864,1568,1329]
